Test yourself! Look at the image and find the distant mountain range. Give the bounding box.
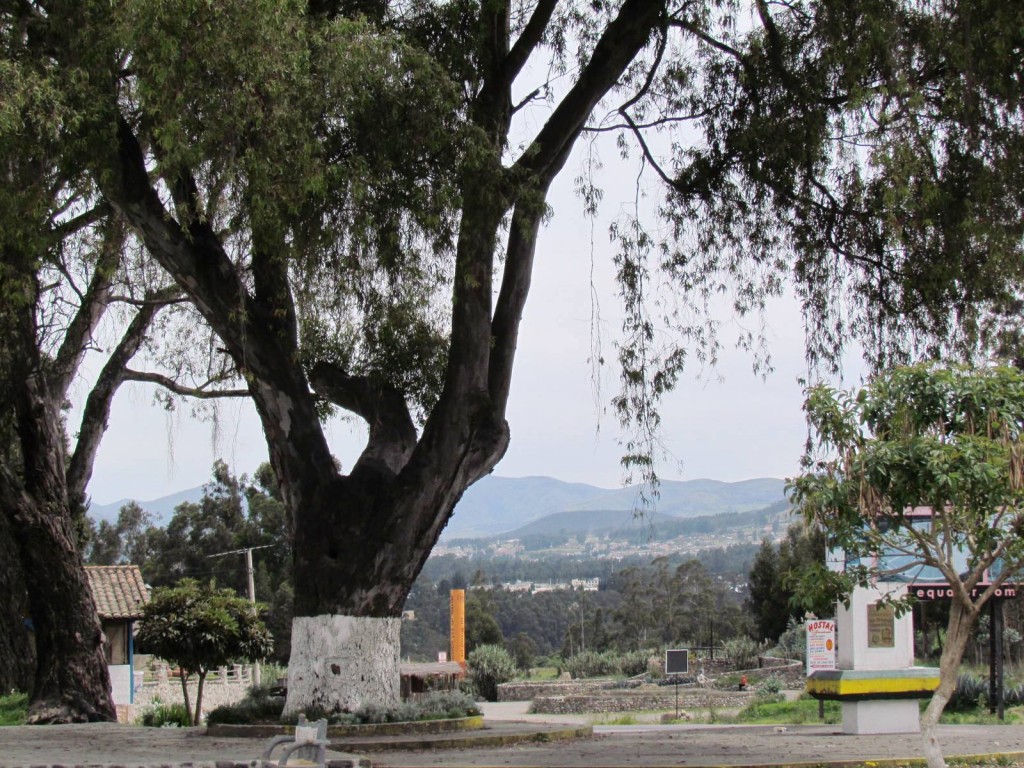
[442,475,786,538]
[88,486,205,526]
[88,474,786,539]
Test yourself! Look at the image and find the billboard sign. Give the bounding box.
[665,649,689,675]
[806,619,836,675]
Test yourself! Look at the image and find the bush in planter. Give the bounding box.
[468,644,516,701]
[207,689,480,725]
[564,650,621,679]
[206,691,286,725]
[619,649,652,677]
[139,701,192,727]
[721,637,760,670]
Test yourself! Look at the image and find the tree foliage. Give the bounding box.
[747,522,829,643]
[791,363,1024,768]
[136,579,273,725]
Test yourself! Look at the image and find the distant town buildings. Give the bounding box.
[492,577,600,594]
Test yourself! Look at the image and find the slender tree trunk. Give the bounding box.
[194,672,206,726]
[180,672,193,726]
[0,508,34,692]
[920,599,976,768]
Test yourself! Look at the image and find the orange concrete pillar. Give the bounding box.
[450,589,465,664]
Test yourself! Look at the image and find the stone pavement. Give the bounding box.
[1,704,1024,768]
[368,722,1024,767]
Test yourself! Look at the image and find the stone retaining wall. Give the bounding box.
[530,687,754,715]
[498,658,804,703]
[498,679,613,702]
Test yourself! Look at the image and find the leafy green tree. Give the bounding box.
[791,364,1024,768]
[747,523,830,642]
[137,462,295,661]
[136,579,273,725]
[0,157,186,720]
[506,632,537,672]
[87,502,155,566]
[465,589,504,654]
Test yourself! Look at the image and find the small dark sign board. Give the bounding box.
[665,649,689,675]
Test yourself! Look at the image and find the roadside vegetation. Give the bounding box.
[0,693,27,726]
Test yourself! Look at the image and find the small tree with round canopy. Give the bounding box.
[136,579,273,726]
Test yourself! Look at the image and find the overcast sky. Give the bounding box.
[76,88,867,507]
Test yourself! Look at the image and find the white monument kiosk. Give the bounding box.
[808,582,939,734]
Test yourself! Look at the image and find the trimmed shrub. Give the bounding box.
[771,618,806,663]
[207,689,480,725]
[468,644,516,701]
[206,694,286,725]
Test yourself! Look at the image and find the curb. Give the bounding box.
[335,723,593,752]
[207,715,484,739]
[354,753,1024,768]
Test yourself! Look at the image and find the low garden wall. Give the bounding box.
[498,680,613,702]
[529,686,754,715]
[497,657,804,703]
[117,662,256,723]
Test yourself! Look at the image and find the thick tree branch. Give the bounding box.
[487,0,664,423]
[104,116,251,348]
[121,370,250,400]
[103,114,339,510]
[488,195,548,413]
[501,0,559,89]
[513,0,664,184]
[49,221,124,397]
[309,362,416,476]
[65,288,177,503]
[51,202,111,239]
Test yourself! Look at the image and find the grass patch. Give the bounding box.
[593,714,641,725]
[0,693,27,726]
[734,696,840,725]
[936,705,1024,725]
[528,667,559,681]
[726,694,1023,727]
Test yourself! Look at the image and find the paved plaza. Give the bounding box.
[0,703,1023,768]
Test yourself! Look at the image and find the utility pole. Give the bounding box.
[208,544,275,686]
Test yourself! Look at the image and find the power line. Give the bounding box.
[207,544,276,685]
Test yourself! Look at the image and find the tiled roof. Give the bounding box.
[85,565,149,620]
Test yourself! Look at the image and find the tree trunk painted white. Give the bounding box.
[284,615,401,716]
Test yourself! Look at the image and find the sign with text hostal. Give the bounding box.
[806,619,836,675]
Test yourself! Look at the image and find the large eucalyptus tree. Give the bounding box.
[8,0,1023,716]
